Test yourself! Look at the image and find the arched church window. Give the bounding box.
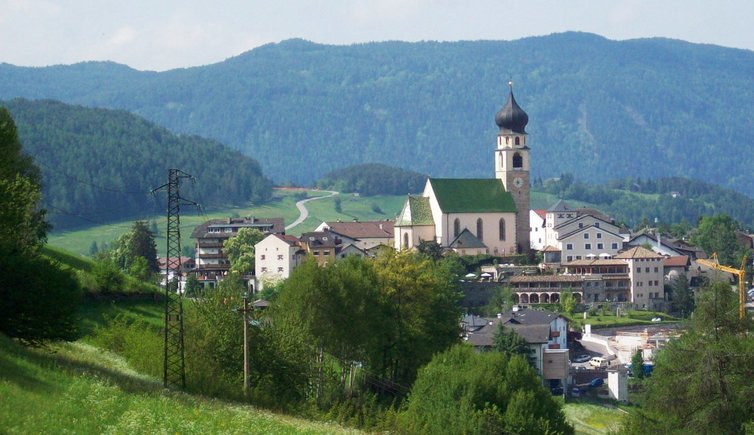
[499,153,504,169]
[505,137,510,145]
[499,218,506,241]
[513,153,523,169]
[515,137,520,145]
[403,233,409,249]
[454,218,460,237]
[476,218,484,241]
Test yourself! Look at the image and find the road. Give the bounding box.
[285,190,338,231]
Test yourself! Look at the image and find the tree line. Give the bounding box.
[536,174,754,230]
[316,163,427,195]
[2,99,273,230]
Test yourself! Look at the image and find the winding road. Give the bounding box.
[285,190,339,231]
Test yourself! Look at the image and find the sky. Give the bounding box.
[2,0,753,72]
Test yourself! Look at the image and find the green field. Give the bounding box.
[0,333,357,434]
[48,189,405,258]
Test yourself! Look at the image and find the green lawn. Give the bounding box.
[47,189,405,257]
[563,402,626,434]
[0,334,357,434]
[566,310,680,329]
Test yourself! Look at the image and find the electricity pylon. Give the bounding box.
[152,169,198,389]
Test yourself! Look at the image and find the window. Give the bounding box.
[277,267,284,273]
[277,255,283,260]
[597,243,604,249]
[645,267,650,273]
[576,256,582,260]
[261,267,267,272]
[403,233,409,249]
[636,267,641,273]
[612,243,618,249]
[566,243,573,250]
[585,243,592,250]
[454,218,460,237]
[512,152,523,168]
[567,256,573,262]
[597,233,602,239]
[654,267,659,273]
[476,218,484,241]
[515,137,520,146]
[261,255,265,260]
[579,223,584,229]
[499,218,506,240]
[313,251,320,256]
[655,280,660,286]
[595,222,600,228]
[583,233,589,239]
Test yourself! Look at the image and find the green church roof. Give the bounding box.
[396,196,434,226]
[429,178,516,213]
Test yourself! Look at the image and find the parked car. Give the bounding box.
[573,354,591,363]
[550,385,564,395]
[589,356,609,368]
[588,377,604,388]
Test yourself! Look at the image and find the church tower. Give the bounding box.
[494,82,530,253]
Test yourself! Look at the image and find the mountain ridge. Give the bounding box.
[1,32,752,195]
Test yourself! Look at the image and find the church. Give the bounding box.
[394,84,531,255]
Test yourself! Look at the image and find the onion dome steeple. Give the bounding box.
[495,81,529,134]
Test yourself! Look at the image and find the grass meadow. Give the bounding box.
[47,189,405,258]
[0,333,358,434]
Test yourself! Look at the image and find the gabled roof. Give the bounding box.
[532,209,547,220]
[274,233,301,247]
[300,231,341,248]
[547,199,573,212]
[664,255,690,267]
[557,224,625,241]
[466,308,563,347]
[542,245,561,252]
[553,213,618,231]
[615,246,662,260]
[325,220,394,239]
[449,228,487,249]
[395,196,434,226]
[429,178,516,213]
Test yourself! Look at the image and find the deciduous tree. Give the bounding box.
[223,227,264,275]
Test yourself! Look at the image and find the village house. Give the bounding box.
[315,220,394,251]
[191,216,284,287]
[254,234,305,291]
[466,307,569,386]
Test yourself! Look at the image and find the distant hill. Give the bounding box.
[316,163,427,196]
[1,33,753,197]
[535,175,754,230]
[3,99,273,230]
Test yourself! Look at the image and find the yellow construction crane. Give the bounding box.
[696,253,748,320]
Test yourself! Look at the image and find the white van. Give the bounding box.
[589,357,608,368]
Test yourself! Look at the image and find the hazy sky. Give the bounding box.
[2,0,752,71]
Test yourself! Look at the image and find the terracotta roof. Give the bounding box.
[614,246,662,259]
[274,233,301,247]
[533,209,547,220]
[429,178,516,213]
[664,255,690,267]
[542,245,561,252]
[325,220,394,239]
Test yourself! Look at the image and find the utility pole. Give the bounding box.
[236,293,252,398]
[152,169,198,389]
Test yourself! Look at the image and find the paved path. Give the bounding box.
[285,190,338,231]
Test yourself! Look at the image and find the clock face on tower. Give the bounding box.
[513,177,524,188]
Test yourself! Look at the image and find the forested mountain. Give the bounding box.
[2,99,272,230]
[537,175,754,230]
[1,33,753,197]
[316,163,427,195]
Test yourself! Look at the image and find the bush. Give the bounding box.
[91,314,163,377]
